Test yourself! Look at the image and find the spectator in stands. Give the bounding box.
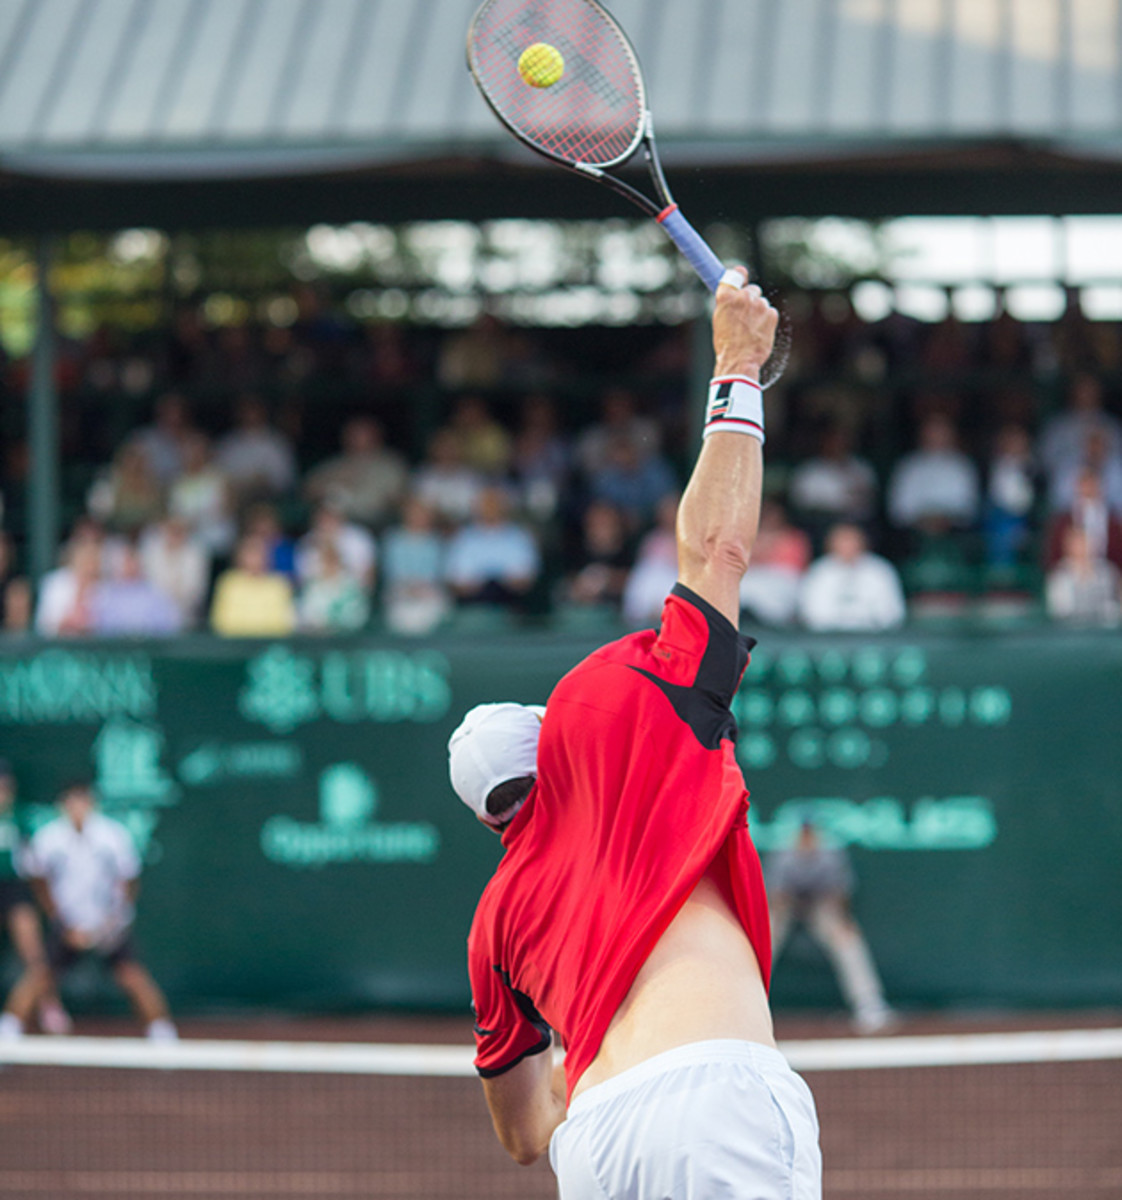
[89,542,181,636]
[296,502,377,593]
[621,493,679,627]
[436,314,514,390]
[381,495,450,636]
[887,414,980,536]
[1045,524,1122,626]
[788,425,878,543]
[412,429,485,528]
[297,539,371,634]
[168,433,236,557]
[984,423,1039,568]
[86,442,165,536]
[576,387,661,476]
[242,503,298,577]
[34,536,104,637]
[445,485,540,610]
[209,533,296,637]
[511,394,571,521]
[1038,374,1122,492]
[130,392,195,486]
[563,501,633,610]
[587,435,678,534]
[1048,427,1122,515]
[1044,467,1122,574]
[443,395,512,477]
[798,523,906,632]
[766,820,896,1035]
[139,515,210,629]
[303,416,408,529]
[215,394,297,504]
[24,781,177,1041]
[739,500,813,627]
[0,532,31,635]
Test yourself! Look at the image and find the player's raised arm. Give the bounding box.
[675,270,779,626]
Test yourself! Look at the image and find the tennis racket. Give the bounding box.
[467,0,788,387]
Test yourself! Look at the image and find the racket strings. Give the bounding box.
[472,0,643,167]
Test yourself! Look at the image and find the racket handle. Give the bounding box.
[657,205,726,292]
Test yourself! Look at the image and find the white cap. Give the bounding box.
[448,702,546,826]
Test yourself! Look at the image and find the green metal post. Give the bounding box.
[688,307,714,450]
[28,235,60,586]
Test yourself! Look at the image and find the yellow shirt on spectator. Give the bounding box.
[209,570,296,637]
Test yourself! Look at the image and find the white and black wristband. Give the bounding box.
[704,376,765,444]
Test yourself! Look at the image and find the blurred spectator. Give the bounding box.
[296,503,377,592]
[766,820,895,1035]
[168,433,236,557]
[564,502,633,610]
[1045,525,1122,626]
[576,388,661,476]
[622,494,679,627]
[798,524,906,632]
[0,532,31,635]
[887,414,980,535]
[436,314,514,389]
[215,394,297,504]
[788,425,878,539]
[138,515,210,629]
[86,443,165,535]
[443,395,512,477]
[35,536,104,637]
[209,534,296,637]
[303,416,408,528]
[1044,467,1122,573]
[1048,427,1122,515]
[297,540,371,634]
[381,496,450,636]
[983,424,1039,568]
[412,429,485,528]
[90,542,181,636]
[129,392,195,486]
[24,782,177,1041]
[1037,374,1122,488]
[587,436,678,533]
[739,500,813,627]
[242,503,298,577]
[445,486,540,609]
[511,394,570,521]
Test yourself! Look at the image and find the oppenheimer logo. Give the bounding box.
[261,763,439,869]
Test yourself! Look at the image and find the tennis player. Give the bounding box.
[449,271,822,1198]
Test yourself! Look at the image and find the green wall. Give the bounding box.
[1,629,1119,1013]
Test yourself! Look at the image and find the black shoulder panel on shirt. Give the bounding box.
[476,966,553,1079]
[629,584,755,749]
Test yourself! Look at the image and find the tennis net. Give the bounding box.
[2,1026,1120,1199]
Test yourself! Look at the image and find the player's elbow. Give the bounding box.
[680,530,755,582]
[498,1128,547,1167]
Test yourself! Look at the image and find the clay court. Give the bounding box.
[2,1012,1120,1200]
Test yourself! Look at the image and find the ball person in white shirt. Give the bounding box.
[26,781,177,1040]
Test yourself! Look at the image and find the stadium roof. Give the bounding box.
[2,0,1122,230]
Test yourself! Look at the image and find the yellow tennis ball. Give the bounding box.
[519,42,565,88]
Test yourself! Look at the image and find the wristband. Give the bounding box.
[704,376,765,444]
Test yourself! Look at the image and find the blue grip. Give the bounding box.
[658,206,726,292]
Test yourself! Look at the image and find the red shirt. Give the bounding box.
[468,585,772,1100]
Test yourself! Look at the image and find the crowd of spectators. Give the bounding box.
[2,288,1122,638]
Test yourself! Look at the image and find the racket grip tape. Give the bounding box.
[657,205,726,292]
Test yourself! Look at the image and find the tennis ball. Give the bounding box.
[518,42,565,88]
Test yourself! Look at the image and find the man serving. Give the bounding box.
[449,271,822,1199]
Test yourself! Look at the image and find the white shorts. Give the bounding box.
[549,1040,822,1200]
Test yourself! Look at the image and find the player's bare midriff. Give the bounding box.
[571,864,776,1100]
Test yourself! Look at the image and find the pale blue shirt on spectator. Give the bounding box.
[445,524,540,591]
